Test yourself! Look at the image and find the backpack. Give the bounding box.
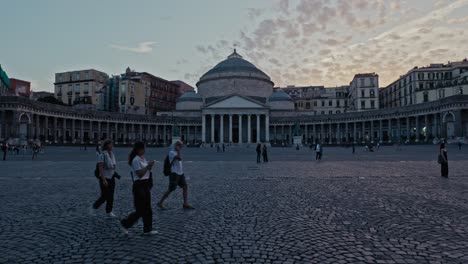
[163,155,172,176]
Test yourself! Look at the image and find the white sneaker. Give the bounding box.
[107,212,117,218]
[143,230,158,236]
[120,222,129,235]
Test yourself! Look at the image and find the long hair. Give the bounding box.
[102,139,113,152]
[128,141,145,166]
[440,143,445,150]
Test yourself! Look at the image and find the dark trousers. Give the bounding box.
[2,151,6,160]
[257,153,261,163]
[93,177,115,213]
[441,163,449,177]
[121,180,153,233]
[316,152,322,160]
[263,154,268,162]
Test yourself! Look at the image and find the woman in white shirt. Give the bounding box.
[120,141,157,235]
[92,139,117,217]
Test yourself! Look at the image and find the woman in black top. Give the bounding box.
[440,143,448,178]
[256,144,261,163]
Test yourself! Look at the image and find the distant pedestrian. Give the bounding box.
[458,141,462,150]
[315,143,322,161]
[216,144,220,152]
[120,141,157,235]
[222,143,225,152]
[256,143,261,163]
[296,144,300,151]
[95,144,101,156]
[32,144,39,160]
[262,144,268,162]
[352,143,355,154]
[1,142,7,161]
[439,143,448,178]
[91,139,118,217]
[158,140,194,210]
[377,143,380,150]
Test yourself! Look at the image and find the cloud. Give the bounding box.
[110,41,156,54]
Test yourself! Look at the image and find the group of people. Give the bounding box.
[91,139,193,236]
[256,143,268,163]
[1,141,42,160]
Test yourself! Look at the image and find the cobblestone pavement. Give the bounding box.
[1,145,468,264]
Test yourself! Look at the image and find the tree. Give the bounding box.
[37,96,67,106]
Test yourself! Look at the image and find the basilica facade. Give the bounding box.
[1,50,467,146]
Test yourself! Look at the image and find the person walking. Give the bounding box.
[120,141,157,235]
[262,144,269,162]
[256,143,261,163]
[222,143,225,152]
[352,143,355,154]
[458,141,462,150]
[158,140,194,210]
[91,139,118,217]
[439,143,449,178]
[32,143,39,160]
[315,142,322,161]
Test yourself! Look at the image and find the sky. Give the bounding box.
[1,0,468,92]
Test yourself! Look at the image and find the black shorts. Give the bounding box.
[169,173,187,191]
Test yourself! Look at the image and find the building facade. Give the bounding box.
[54,69,109,106]
[348,73,379,111]
[380,59,468,108]
[9,78,31,97]
[1,51,467,145]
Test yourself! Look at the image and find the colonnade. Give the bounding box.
[201,113,269,144]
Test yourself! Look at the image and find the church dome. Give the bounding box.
[177,91,203,102]
[196,50,274,99]
[198,50,271,82]
[268,90,293,102]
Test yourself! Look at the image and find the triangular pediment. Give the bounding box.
[205,95,265,109]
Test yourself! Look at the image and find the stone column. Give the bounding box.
[98,122,102,140]
[229,115,233,143]
[321,123,325,143]
[53,117,58,142]
[379,119,383,143]
[72,119,75,143]
[247,114,252,143]
[194,125,197,143]
[89,120,93,142]
[202,115,206,143]
[362,121,366,143]
[163,125,167,144]
[265,115,270,143]
[337,123,341,144]
[433,113,438,138]
[238,114,243,144]
[147,124,151,142]
[139,124,143,141]
[406,117,410,142]
[274,125,277,143]
[290,125,293,144]
[131,124,135,141]
[123,123,127,144]
[345,122,349,143]
[328,124,332,145]
[256,114,261,143]
[35,115,40,139]
[211,114,215,143]
[424,115,429,142]
[281,125,285,143]
[220,115,224,143]
[415,116,420,143]
[107,122,111,139]
[312,124,316,143]
[397,118,401,142]
[155,125,159,143]
[80,120,84,144]
[353,122,357,143]
[388,119,392,143]
[115,123,118,143]
[370,121,374,143]
[63,118,67,143]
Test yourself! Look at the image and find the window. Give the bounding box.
[423,92,429,102]
[321,111,325,115]
[336,110,341,114]
[314,101,317,107]
[306,102,310,109]
[328,100,332,106]
[75,84,80,94]
[57,85,62,95]
[370,100,375,108]
[83,83,89,94]
[76,72,80,80]
[361,101,365,108]
[58,74,62,82]
[439,89,445,98]
[459,87,464,94]
[121,83,126,94]
[67,84,72,94]
[321,101,325,107]
[370,78,374,86]
[370,89,375,97]
[360,78,365,86]
[329,110,333,114]
[361,89,365,97]
[337,100,340,107]
[85,71,89,79]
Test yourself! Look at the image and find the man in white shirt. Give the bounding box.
[157,140,194,209]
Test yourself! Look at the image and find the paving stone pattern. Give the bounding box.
[1,145,468,263]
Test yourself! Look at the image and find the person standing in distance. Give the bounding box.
[158,140,194,209]
[315,142,322,161]
[262,144,269,162]
[256,143,262,163]
[121,141,157,235]
[439,142,449,178]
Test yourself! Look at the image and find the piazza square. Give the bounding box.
[1,145,468,264]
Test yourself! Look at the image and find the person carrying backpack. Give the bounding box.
[158,140,194,209]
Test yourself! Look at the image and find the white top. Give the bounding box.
[169,150,183,175]
[316,144,321,152]
[97,151,116,179]
[131,155,150,180]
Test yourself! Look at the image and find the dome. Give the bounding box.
[198,49,271,83]
[268,90,293,102]
[177,91,203,102]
